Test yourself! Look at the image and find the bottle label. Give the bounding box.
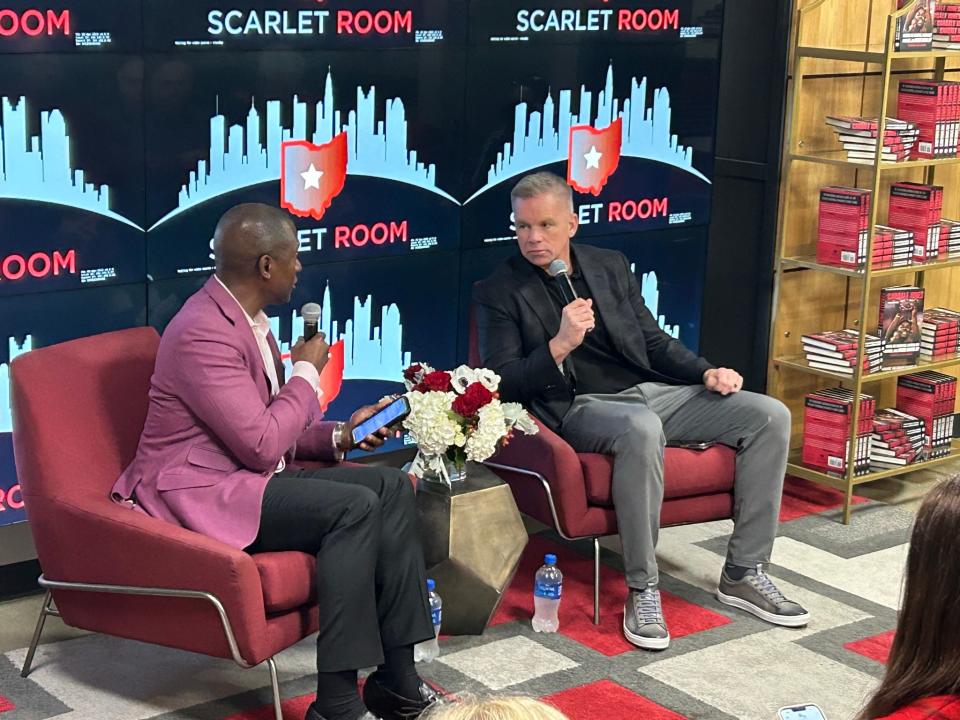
[534,580,562,599]
[432,608,442,626]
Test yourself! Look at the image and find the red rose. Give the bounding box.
[415,371,453,393]
[451,382,495,418]
[403,363,424,382]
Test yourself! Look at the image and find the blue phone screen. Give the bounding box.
[352,398,409,444]
[780,706,827,720]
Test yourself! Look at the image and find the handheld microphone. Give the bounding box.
[301,302,322,341]
[547,259,578,306]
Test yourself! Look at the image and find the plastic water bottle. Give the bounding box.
[532,554,562,633]
[415,578,442,663]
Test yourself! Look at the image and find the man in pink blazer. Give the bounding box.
[112,204,437,720]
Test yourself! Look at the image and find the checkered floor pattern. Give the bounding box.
[0,478,910,720]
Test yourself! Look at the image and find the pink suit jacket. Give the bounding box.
[112,276,338,549]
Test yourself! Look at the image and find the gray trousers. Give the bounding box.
[560,382,791,589]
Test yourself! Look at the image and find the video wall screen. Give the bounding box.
[0,54,146,296]
[0,284,146,524]
[144,48,464,279]
[468,0,722,46]
[461,40,721,247]
[143,0,467,52]
[0,0,723,527]
[0,0,142,54]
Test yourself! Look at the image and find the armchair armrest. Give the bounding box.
[487,417,591,535]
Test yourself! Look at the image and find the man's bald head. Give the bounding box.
[213,203,297,281]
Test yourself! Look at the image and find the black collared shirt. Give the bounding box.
[538,266,649,396]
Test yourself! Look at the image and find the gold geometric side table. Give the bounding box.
[414,461,528,635]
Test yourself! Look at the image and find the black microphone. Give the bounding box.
[301,302,321,341]
[547,259,578,305]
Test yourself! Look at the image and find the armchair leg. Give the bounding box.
[21,590,56,678]
[593,538,601,625]
[266,657,283,720]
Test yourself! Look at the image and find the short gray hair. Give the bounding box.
[510,172,573,211]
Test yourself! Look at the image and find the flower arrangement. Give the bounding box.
[402,362,538,484]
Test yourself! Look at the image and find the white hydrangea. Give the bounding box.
[403,390,461,455]
[465,399,507,462]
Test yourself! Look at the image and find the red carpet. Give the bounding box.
[779,476,868,522]
[845,630,895,664]
[490,535,730,656]
[545,679,688,720]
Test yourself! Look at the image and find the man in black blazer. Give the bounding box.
[474,172,809,650]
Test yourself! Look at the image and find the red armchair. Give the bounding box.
[11,327,318,720]
[469,313,737,624]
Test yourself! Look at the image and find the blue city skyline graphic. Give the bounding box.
[270,283,411,383]
[0,97,141,229]
[466,64,709,204]
[0,335,33,435]
[150,71,457,231]
[631,265,679,339]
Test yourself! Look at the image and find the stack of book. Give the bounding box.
[871,408,927,468]
[801,329,884,375]
[941,218,960,257]
[934,3,960,50]
[879,285,925,367]
[897,371,957,458]
[897,80,960,159]
[802,388,874,476]
[816,187,870,268]
[888,182,943,262]
[825,116,918,164]
[872,225,916,269]
[920,307,960,360]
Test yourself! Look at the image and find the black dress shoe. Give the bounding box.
[361,672,442,720]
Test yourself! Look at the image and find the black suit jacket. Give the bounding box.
[473,243,714,432]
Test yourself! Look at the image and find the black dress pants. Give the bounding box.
[245,466,434,672]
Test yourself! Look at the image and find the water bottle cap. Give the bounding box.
[544,553,557,565]
[426,578,435,591]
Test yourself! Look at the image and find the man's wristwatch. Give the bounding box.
[332,421,347,458]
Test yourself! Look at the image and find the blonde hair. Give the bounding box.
[423,696,569,720]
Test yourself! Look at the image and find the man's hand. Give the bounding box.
[703,367,743,396]
[341,396,397,452]
[549,298,595,364]
[290,333,330,375]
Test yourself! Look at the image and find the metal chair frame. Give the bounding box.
[21,574,287,720]
[487,443,719,626]
[485,461,605,625]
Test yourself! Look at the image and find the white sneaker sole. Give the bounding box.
[715,589,810,627]
[622,618,671,650]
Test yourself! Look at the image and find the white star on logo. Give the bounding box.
[300,163,324,190]
[583,145,603,169]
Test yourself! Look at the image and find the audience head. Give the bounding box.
[859,475,960,719]
[510,172,578,271]
[423,696,569,720]
[213,203,301,306]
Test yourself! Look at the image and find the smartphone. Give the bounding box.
[778,704,827,720]
[351,396,411,446]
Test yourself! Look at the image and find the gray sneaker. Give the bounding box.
[716,565,810,627]
[623,587,670,650]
